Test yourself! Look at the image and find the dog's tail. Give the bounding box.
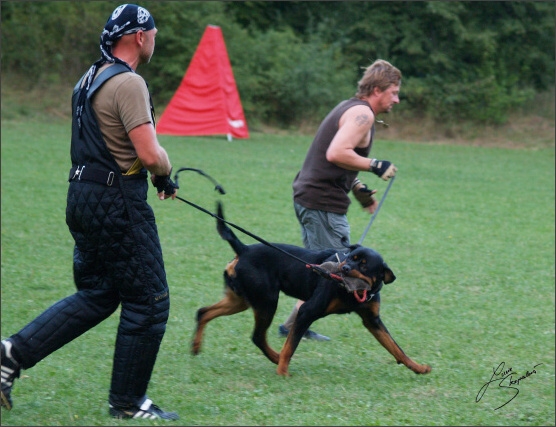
[216,201,249,256]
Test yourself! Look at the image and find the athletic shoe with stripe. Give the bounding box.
[109,398,179,420]
[1,339,21,410]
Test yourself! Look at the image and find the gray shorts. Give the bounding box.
[293,202,350,251]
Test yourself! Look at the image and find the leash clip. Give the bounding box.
[73,165,85,180]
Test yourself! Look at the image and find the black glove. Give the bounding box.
[369,159,397,181]
[351,178,377,208]
[152,172,179,195]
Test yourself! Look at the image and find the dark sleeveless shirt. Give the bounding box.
[292,97,375,214]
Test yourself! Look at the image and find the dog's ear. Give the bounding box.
[383,263,396,284]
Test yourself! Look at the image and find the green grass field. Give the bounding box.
[1,117,554,426]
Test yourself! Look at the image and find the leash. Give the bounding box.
[172,167,343,283]
[173,167,226,195]
[357,175,396,245]
[175,195,343,282]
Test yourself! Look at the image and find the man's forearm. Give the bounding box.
[146,147,172,176]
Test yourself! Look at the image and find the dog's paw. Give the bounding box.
[276,366,291,377]
[191,342,201,356]
[414,364,432,374]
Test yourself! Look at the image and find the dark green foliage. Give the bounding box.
[0,2,111,84]
[1,1,554,126]
[138,1,234,102]
[225,26,354,125]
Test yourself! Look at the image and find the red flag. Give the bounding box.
[157,25,249,139]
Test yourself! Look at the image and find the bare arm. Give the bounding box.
[325,105,375,171]
[128,122,178,200]
[128,122,172,176]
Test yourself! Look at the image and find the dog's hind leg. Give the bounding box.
[251,307,280,364]
[356,299,431,374]
[191,287,249,355]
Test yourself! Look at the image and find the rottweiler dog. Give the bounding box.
[191,202,431,376]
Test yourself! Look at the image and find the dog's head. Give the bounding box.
[336,245,395,302]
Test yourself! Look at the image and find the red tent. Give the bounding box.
[157,25,249,140]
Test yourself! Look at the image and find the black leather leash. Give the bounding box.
[172,168,343,283]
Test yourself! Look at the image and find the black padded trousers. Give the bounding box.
[9,177,170,408]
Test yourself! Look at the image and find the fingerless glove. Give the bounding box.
[152,172,179,195]
[369,159,397,181]
[351,178,376,208]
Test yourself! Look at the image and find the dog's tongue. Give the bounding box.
[354,289,367,303]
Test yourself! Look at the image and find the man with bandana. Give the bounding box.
[1,4,179,420]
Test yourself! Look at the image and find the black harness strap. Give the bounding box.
[86,63,131,98]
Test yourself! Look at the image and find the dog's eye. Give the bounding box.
[358,258,367,272]
[360,264,367,272]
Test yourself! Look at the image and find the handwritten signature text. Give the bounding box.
[476,362,542,410]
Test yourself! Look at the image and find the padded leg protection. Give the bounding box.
[108,333,164,408]
[108,289,170,408]
[9,289,119,369]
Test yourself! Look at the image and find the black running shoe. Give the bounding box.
[1,339,21,411]
[109,398,179,420]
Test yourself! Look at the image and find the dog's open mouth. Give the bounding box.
[311,261,374,302]
[342,276,374,302]
[353,289,368,303]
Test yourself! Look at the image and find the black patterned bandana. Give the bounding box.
[75,4,155,131]
[100,4,156,62]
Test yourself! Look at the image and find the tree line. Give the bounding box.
[1,1,554,126]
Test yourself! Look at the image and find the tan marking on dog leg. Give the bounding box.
[191,288,249,355]
[276,298,349,376]
[277,339,294,376]
[358,301,431,374]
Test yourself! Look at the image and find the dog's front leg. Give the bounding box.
[277,311,314,376]
[277,288,331,376]
[357,298,431,374]
[276,325,305,376]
